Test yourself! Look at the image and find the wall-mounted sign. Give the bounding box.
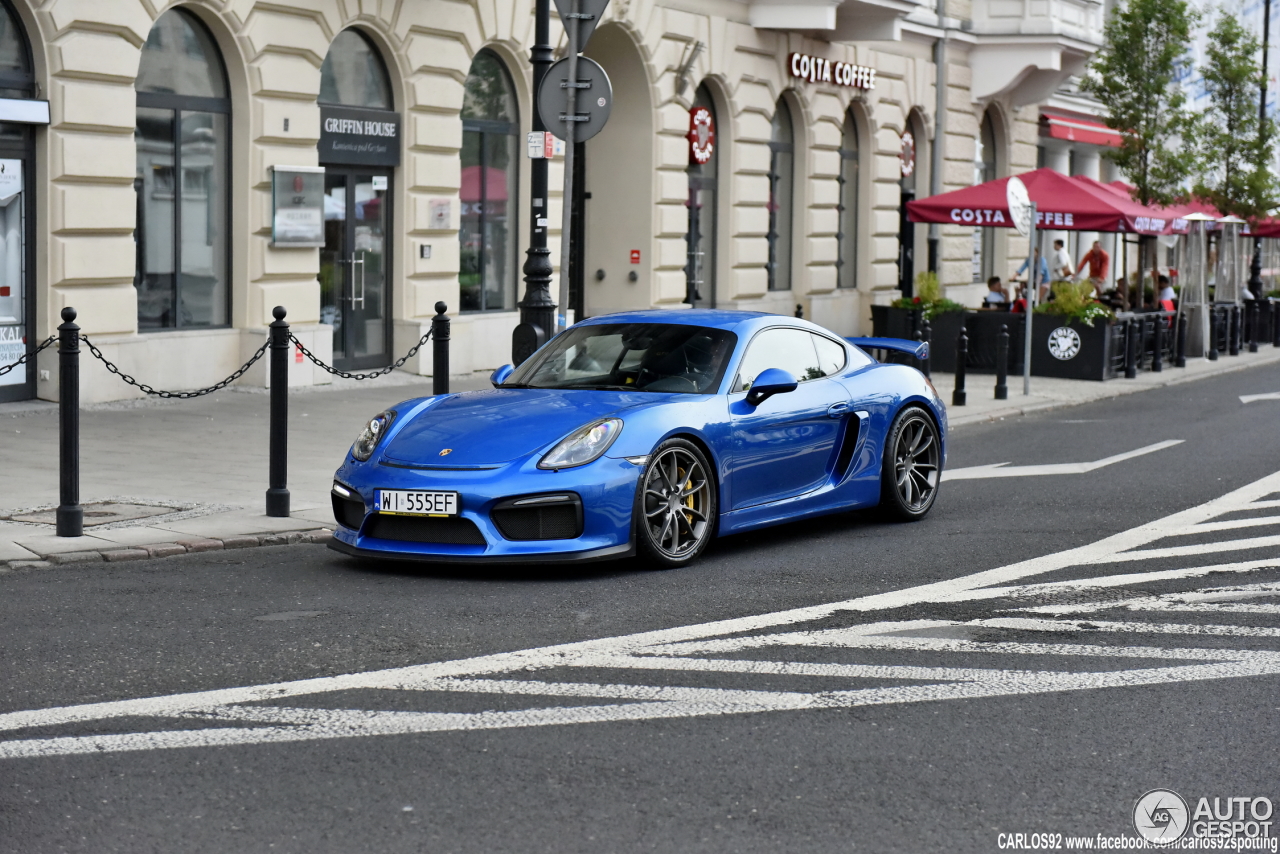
[688,106,715,165]
[318,105,401,167]
[0,159,21,203]
[788,53,876,90]
[270,165,325,247]
[630,249,641,264]
[428,199,452,230]
[899,131,916,178]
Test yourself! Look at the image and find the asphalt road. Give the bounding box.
[3,363,1280,853]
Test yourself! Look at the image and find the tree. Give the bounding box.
[1082,0,1199,308]
[1192,11,1279,220]
[1082,0,1200,208]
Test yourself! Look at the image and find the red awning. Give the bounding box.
[1041,111,1124,148]
[906,167,1169,234]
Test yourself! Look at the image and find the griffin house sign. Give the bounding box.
[788,53,876,90]
[318,105,402,167]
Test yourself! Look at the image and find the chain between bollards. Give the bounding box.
[265,306,290,518]
[57,307,82,537]
[994,324,1008,400]
[951,327,968,407]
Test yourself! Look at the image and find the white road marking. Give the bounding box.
[1240,392,1280,403]
[941,440,1184,481]
[4,466,1280,759]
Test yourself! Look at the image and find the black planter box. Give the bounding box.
[963,311,1025,374]
[869,305,922,340]
[922,310,966,373]
[1029,317,1118,381]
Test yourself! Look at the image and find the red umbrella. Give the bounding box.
[906,167,1169,234]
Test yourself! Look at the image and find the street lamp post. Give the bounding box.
[514,0,556,364]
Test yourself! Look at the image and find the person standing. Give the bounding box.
[1076,240,1111,294]
[1015,248,1051,301]
[1051,239,1072,281]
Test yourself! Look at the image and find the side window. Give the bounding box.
[735,328,822,391]
[812,334,848,377]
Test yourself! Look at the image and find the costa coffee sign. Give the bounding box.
[688,106,715,165]
[788,53,876,90]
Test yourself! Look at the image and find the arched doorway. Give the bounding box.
[897,112,925,297]
[972,109,999,284]
[837,109,862,290]
[134,8,231,332]
[0,0,38,403]
[317,29,399,370]
[685,84,718,307]
[580,25,654,316]
[767,97,795,292]
[460,50,519,314]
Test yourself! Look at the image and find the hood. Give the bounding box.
[380,388,656,467]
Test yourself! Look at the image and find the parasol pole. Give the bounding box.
[1024,203,1037,396]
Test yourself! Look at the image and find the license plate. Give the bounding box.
[375,489,459,517]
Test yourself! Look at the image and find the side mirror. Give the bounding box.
[490,364,514,387]
[745,368,798,407]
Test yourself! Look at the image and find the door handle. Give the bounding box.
[827,402,851,418]
[349,252,366,309]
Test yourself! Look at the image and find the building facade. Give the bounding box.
[0,0,1105,404]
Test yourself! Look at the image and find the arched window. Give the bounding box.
[686,84,718,307]
[460,50,519,313]
[134,8,230,330]
[0,1,33,99]
[767,98,794,292]
[837,111,860,290]
[319,29,393,109]
[972,110,998,283]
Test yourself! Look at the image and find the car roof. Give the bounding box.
[576,308,838,337]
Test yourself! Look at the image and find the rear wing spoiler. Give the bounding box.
[846,337,929,361]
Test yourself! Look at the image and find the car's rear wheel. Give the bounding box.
[880,406,941,521]
[637,439,716,567]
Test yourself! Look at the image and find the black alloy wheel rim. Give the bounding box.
[643,447,712,558]
[893,413,939,512]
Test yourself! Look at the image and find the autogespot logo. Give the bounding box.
[1134,789,1190,843]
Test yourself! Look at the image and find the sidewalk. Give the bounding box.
[2,348,1278,570]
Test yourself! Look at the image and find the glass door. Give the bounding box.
[319,168,391,369]
[0,150,31,403]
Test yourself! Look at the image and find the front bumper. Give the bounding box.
[330,453,641,563]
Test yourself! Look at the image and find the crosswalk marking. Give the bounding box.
[2,468,1280,759]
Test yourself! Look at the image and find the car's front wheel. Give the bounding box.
[880,406,941,521]
[637,439,717,567]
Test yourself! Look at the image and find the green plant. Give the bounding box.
[1035,280,1116,327]
[914,271,941,304]
[889,271,964,318]
[1268,288,1280,298]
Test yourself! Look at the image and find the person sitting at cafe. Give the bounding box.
[1009,283,1028,314]
[983,276,1008,306]
[1157,274,1175,309]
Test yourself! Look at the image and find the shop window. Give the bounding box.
[319,29,393,110]
[0,1,32,98]
[837,112,859,289]
[134,8,230,330]
[460,50,519,313]
[767,98,795,292]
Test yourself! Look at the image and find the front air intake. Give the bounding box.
[491,494,583,540]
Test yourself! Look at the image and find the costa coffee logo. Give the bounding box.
[900,131,915,178]
[688,106,715,165]
[788,53,876,90]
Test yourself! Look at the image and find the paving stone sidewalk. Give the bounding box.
[2,347,1278,571]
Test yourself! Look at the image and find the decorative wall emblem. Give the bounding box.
[1047,326,1082,360]
[899,131,915,178]
[688,106,715,165]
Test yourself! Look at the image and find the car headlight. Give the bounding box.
[351,409,397,462]
[538,418,623,470]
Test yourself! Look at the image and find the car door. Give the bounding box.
[727,327,852,510]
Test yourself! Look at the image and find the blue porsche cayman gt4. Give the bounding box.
[329,309,946,567]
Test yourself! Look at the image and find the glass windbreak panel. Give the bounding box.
[0,187,24,390]
[135,106,176,329]
[461,51,517,123]
[319,29,393,109]
[484,130,516,312]
[136,9,227,98]
[505,323,738,393]
[320,172,348,354]
[735,328,822,391]
[459,127,483,311]
[351,175,387,359]
[178,111,227,327]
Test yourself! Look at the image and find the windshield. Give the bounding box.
[504,323,738,393]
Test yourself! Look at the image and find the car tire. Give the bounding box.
[635,438,717,568]
[879,406,941,522]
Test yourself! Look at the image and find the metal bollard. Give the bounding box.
[265,306,290,518]
[1229,306,1240,356]
[794,303,803,319]
[1274,300,1280,348]
[1249,301,1260,353]
[1124,318,1138,379]
[432,301,450,396]
[1152,314,1163,372]
[57,306,82,537]
[952,327,968,406]
[920,319,931,378]
[994,324,1009,400]
[1175,313,1187,368]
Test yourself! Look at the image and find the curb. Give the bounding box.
[1,528,334,573]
